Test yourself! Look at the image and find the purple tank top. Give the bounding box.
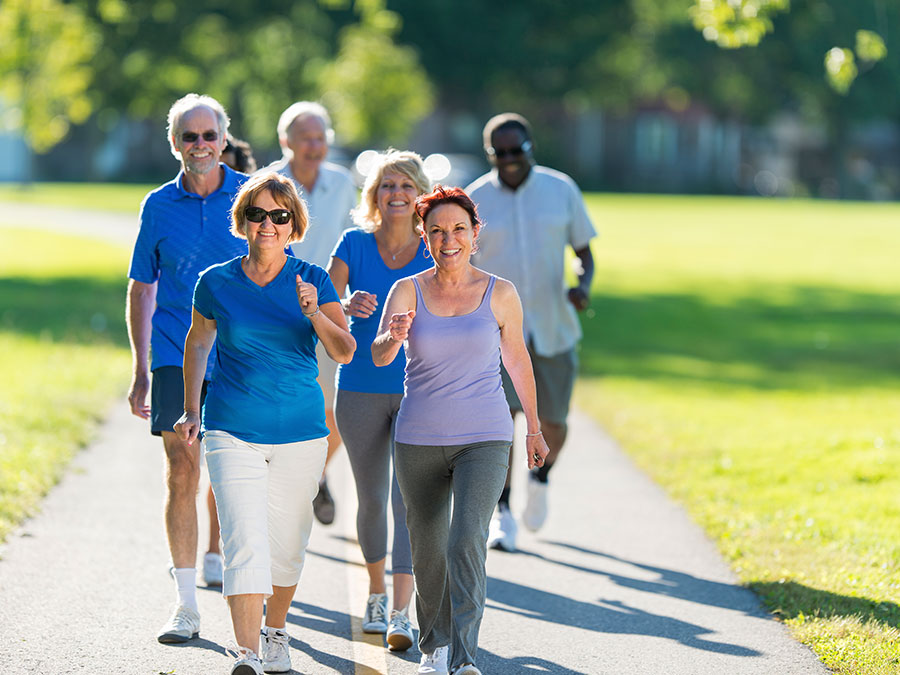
[395,275,514,445]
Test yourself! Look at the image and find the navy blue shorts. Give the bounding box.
[150,366,209,436]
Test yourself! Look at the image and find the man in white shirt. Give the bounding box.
[260,101,357,524]
[467,112,596,552]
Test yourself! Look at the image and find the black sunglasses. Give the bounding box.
[487,139,532,159]
[181,130,219,143]
[244,206,292,225]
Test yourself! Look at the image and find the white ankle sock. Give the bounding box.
[172,567,198,612]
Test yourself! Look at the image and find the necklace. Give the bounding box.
[382,234,418,261]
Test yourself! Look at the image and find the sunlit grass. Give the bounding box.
[576,194,900,673]
[0,228,131,541]
[0,182,153,214]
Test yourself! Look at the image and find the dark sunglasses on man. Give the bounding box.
[244,206,293,225]
[181,130,219,143]
[486,140,533,159]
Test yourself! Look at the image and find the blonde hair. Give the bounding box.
[231,172,309,244]
[351,150,430,233]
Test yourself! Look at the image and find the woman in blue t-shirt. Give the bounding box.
[175,172,355,675]
[326,150,431,651]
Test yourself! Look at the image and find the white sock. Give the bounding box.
[172,567,198,612]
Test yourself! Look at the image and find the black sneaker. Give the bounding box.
[313,480,335,525]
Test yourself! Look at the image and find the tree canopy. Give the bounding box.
[1,0,898,158]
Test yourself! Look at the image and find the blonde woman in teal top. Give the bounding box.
[327,150,432,651]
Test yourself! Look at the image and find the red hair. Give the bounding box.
[415,185,481,229]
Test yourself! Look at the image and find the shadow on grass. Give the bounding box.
[0,276,129,347]
[751,580,900,627]
[580,285,900,390]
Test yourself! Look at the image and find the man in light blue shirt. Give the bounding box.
[127,93,248,643]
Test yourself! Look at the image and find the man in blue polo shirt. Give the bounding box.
[127,93,248,644]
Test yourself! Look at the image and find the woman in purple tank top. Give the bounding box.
[372,186,548,675]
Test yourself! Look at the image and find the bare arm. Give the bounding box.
[567,244,594,311]
[493,279,550,469]
[296,274,356,364]
[371,279,417,367]
[173,308,217,446]
[126,279,156,419]
[327,255,379,319]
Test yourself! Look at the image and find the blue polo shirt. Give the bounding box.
[128,164,248,378]
[193,256,340,444]
[332,228,432,394]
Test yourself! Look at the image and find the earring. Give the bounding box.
[423,248,431,260]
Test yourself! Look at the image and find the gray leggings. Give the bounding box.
[334,389,412,574]
[394,440,510,670]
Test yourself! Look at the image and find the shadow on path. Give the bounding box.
[750,580,900,627]
[535,540,766,618]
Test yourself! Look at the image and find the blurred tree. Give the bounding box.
[690,0,790,48]
[74,0,339,150]
[0,0,98,153]
[318,0,434,145]
[2,0,432,156]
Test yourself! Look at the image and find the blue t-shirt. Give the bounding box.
[128,164,248,378]
[332,228,432,394]
[193,256,340,444]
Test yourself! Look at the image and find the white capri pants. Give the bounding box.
[203,430,327,597]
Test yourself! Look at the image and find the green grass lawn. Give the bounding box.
[2,184,899,673]
[0,182,154,214]
[576,194,900,674]
[0,228,131,541]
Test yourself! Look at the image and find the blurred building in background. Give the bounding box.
[10,105,899,201]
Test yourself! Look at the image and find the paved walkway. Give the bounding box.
[0,209,828,674]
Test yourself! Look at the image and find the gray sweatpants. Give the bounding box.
[394,440,510,669]
[334,389,412,574]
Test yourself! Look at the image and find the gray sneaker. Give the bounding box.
[313,479,336,525]
[157,605,200,643]
[261,627,291,673]
[386,609,413,651]
[362,593,388,633]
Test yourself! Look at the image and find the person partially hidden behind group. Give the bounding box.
[373,185,549,675]
[175,172,355,675]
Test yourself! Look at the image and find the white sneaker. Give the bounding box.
[522,477,549,532]
[230,647,264,675]
[386,609,414,651]
[418,645,449,674]
[487,503,517,552]
[156,604,200,643]
[260,627,291,673]
[203,552,224,587]
[452,665,482,675]
[362,593,388,633]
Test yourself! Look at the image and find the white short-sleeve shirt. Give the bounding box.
[263,159,357,269]
[467,166,596,357]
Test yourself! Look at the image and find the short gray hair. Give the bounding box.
[167,94,230,158]
[277,101,335,157]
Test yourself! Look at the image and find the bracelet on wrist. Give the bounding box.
[525,430,543,437]
[303,307,320,318]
